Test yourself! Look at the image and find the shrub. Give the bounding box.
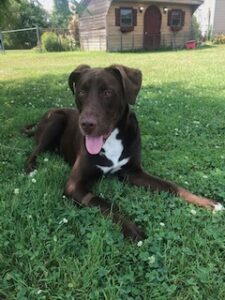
[41,32,63,52]
[41,32,76,52]
[213,34,225,44]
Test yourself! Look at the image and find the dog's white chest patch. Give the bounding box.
[96,128,129,174]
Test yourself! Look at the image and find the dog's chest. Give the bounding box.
[96,129,129,174]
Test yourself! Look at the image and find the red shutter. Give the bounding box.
[167,10,172,26]
[181,10,185,27]
[133,8,137,26]
[115,8,120,26]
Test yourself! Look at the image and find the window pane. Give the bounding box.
[120,8,133,27]
[171,11,181,27]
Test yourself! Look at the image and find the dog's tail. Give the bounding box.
[21,123,37,137]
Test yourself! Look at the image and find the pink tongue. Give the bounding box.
[85,136,104,155]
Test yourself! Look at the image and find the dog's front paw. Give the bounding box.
[25,160,37,174]
[122,220,146,242]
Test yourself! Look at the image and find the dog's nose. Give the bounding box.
[80,117,97,133]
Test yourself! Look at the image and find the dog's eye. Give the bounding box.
[77,90,86,97]
[103,89,113,97]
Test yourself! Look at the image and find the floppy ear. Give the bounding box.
[108,64,142,105]
[68,64,91,94]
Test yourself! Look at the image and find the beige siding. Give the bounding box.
[79,0,110,50]
[80,29,107,51]
[107,3,193,51]
[213,0,225,34]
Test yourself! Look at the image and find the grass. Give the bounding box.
[0,46,225,299]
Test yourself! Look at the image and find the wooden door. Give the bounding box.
[144,6,162,50]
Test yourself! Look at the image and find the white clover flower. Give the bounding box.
[59,218,68,225]
[37,290,42,295]
[31,178,37,183]
[193,120,200,125]
[29,169,37,177]
[159,222,165,227]
[148,255,156,264]
[213,203,224,214]
[62,195,66,199]
[191,209,197,215]
[44,158,49,162]
[137,241,143,247]
[14,188,19,195]
[202,175,208,179]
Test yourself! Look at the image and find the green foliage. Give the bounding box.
[51,0,72,28]
[41,31,74,52]
[191,15,202,40]
[0,46,225,299]
[1,0,48,49]
[213,34,225,44]
[41,32,62,52]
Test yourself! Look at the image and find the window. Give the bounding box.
[115,7,137,32]
[171,11,182,27]
[120,8,133,27]
[168,9,185,31]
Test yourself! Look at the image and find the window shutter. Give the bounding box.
[133,9,137,26]
[167,10,172,26]
[115,8,120,26]
[181,10,185,27]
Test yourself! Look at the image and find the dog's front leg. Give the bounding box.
[64,159,146,241]
[120,168,223,211]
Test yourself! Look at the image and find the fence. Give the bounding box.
[1,26,41,51]
[80,31,198,52]
[2,27,223,52]
[0,26,77,51]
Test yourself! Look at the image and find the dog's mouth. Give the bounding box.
[85,132,111,155]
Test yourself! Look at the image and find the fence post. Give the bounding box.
[36,25,41,51]
[132,33,134,50]
[0,31,5,53]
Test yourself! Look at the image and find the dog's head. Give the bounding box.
[68,64,142,154]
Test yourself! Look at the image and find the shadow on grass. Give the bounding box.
[1,73,225,199]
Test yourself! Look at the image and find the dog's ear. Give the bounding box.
[68,64,91,94]
[108,64,142,105]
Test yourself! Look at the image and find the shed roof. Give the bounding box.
[78,0,203,17]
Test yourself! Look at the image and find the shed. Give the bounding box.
[78,0,203,51]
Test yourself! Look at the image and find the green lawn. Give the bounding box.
[0,47,225,299]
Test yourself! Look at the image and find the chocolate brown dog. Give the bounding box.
[22,64,223,241]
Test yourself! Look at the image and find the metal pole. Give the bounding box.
[36,25,41,51]
[0,31,5,53]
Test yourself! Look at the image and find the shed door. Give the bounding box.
[144,6,162,50]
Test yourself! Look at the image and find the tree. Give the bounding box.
[192,15,202,40]
[51,0,72,28]
[2,0,49,49]
[0,0,21,29]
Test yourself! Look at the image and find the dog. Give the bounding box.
[22,64,223,241]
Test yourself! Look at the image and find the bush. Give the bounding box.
[41,32,63,52]
[213,34,225,44]
[41,31,76,52]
